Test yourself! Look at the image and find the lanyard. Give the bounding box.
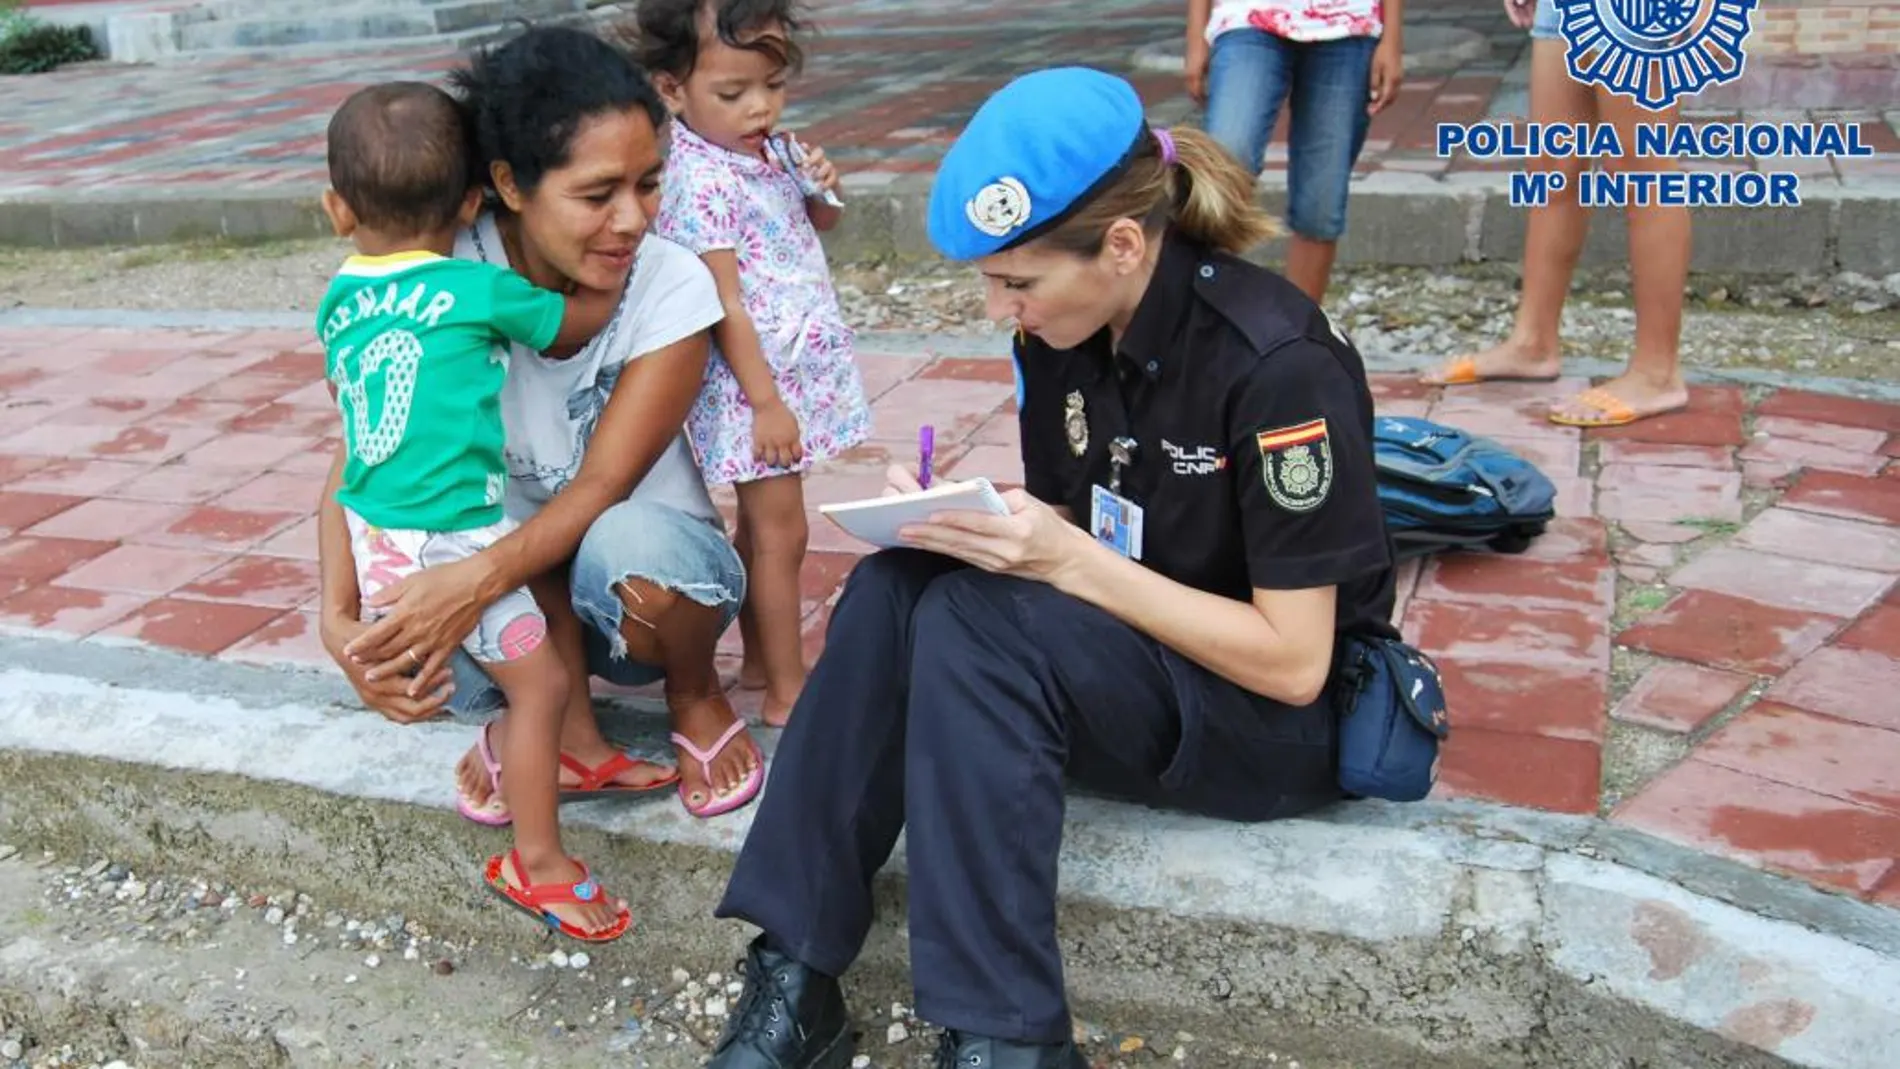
[1105,358,1142,496]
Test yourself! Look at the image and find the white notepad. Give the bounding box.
[818,478,1011,549]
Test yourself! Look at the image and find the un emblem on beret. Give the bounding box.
[1553,0,1754,111]
[966,177,1032,238]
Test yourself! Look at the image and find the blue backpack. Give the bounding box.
[1373,416,1557,560]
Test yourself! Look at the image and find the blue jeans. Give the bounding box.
[1531,0,1561,40]
[446,498,747,719]
[1203,29,1377,242]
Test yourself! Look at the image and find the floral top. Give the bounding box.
[652,120,870,486]
[1205,0,1384,43]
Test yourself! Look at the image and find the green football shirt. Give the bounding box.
[318,251,565,531]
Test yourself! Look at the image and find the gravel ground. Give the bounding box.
[0,846,1341,1069]
[1,239,1897,383]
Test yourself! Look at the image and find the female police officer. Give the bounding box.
[705,66,1398,1069]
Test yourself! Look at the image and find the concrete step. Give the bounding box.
[176,0,499,25]
[174,0,585,52]
[2,636,1897,1069]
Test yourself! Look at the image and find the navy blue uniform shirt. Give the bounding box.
[1016,230,1398,639]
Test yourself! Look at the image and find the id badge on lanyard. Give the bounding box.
[1091,435,1144,561]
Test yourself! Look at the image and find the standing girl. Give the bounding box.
[1184,0,1405,305]
[636,0,871,727]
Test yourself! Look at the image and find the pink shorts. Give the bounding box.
[345,509,546,664]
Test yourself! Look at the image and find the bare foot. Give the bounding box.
[669,692,762,812]
[1547,372,1689,427]
[736,659,767,692]
[500,851,625,938]
[1419,337,1562,386]
[760,678,803,729]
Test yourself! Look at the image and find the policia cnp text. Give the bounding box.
[705,66,1400,1069]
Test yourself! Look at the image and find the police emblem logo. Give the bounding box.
[966,177,1032,238]
[1063,390,1088,457]
[1552,0,1756,112]
[1255,418,1332,512]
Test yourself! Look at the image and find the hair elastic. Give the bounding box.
[1153,126,1176,165]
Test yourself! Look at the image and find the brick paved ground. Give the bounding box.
[1,325,1897,909]
[2,0,1897,199]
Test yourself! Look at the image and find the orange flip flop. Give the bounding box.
[1546,386,1686,428]
[1420,355,1560,387]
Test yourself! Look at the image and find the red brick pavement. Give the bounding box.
[2,327,1898,907]
[2,0,1896,197]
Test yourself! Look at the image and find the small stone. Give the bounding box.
[1461,927,1477,943]
[265,907,286,926]
[82,859,109,879]
[569,952,591,970]
[343,974,358,984]
[621,977,636,988]
[727,981,743,996]
[550,950,570,969]
[1174,1048,1187,1062]
[704,995,727,1018]
[707,971,723,986]
[671,967,691,984]
[891,1002,909,1019]
[1,1039,21,1059]
[283,930,299,946]
[852,1057,871,1069]
[686,980,703,997]
[200,890,222,908]
[103,1061,131,1069]
[403,945,420,962]
[887,1022,909,1044]
[1120,1037,1145,1054]
[364,954,381,969]
[433,960,455,976]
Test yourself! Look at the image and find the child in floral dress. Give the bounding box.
[638,0,871,726]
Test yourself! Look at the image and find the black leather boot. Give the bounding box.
[932,1030,1089,1069]
[705,935,853,1069]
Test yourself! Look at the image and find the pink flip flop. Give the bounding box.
[455,721,512,827]
[670,719,764,819]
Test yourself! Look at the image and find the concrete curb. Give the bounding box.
[1,637,1896,1068]
[7,172,1900,275]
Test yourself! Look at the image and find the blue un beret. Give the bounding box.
[927,66,1148,262]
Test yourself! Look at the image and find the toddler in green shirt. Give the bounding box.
[317,81,637,944]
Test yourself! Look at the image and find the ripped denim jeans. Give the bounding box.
[444,498,747,720]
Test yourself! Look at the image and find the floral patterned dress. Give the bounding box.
[654,120,872,486]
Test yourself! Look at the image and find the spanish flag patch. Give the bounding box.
[1254,418,1332,513]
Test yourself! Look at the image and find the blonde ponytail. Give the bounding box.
[1032,124,1280,258]
[1164,125,1280,253]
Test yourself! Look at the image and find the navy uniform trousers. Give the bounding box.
[714,548,1341,1043]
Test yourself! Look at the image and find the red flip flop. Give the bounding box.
[557,750,680,801]
[483,849,631,943]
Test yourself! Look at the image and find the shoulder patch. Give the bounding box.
[1255,418,1332,513]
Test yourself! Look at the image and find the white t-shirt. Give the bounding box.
[454,213,725,527]
[1205,0,1383,43]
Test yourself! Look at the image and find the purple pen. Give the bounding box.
[918,424,934,489]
